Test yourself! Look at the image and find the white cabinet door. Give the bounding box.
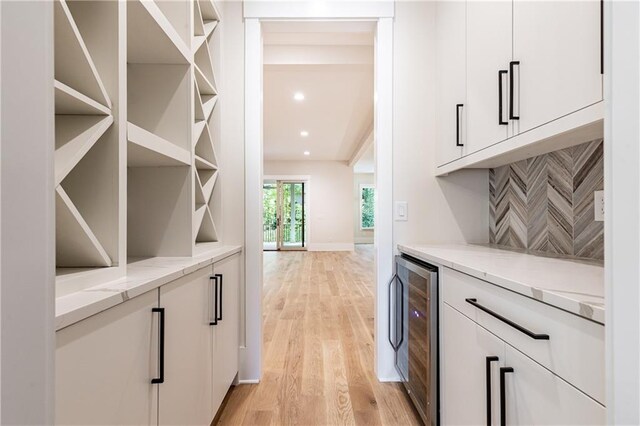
[435,0,466,166]
[503,344,605,425]
[441,303,505,426]
[512,0,602,135]
[212,254,241,413]
[466,0,512,154]
[159,266,216,426]
[56,290,159,425]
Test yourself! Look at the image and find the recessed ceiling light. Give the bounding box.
[294,92,305,101]
[303,151,310,156]
[300,130,309,137]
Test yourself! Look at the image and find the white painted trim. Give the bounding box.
[355,237,374,244]
[373,17,397,381]
[244,11,395,385]
[605,1,640,422]
[237,379,260,385]
[241,18,263,383]
[263,174,310,182]
[307,243,354,252]
[348,128,374,167]
[243,1,394,19]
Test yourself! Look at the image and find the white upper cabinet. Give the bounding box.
[512,0,602,135]
[465,0,512,155]
[435,0,466,166]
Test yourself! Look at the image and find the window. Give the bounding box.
[360,184,375,230]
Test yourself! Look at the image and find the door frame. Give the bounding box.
[243,2,396,383]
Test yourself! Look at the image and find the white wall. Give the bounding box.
[392,1,488,249]
[353,172,374,244]
[264,160,354,251]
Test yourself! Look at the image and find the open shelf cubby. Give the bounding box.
[54,0,122,285]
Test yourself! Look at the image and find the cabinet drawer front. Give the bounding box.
[442,267,604,404]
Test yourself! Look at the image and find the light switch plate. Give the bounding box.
[394,201,408,221]
[594,190,604,222]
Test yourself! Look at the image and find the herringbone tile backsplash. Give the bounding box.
[489,139,604,260]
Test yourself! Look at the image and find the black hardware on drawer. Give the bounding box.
[216,273,223,322]
[498,70,508,125]
[151,307,165,384]
[465,298,550,340]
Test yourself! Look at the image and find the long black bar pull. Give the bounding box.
[210,275,218,326]
[216,273,223,321]
[509,61,520,120]
[498,70,508,125]
[151,307,165,384]
[500,367,514,426]
[486,356,499,426]
[465,298,550,340]
[456,104,464,146]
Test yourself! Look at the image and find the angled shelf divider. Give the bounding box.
[55,0,111,109]
[194,0,205,37]
[56,186,111,268]
[127,0,191,64]
[55,115,114,186]
[55,80,111,115]
[198,0,221,22]
[127,122,191,167]
[195,204,218,243]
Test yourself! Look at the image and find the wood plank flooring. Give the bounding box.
[216,246,421,425]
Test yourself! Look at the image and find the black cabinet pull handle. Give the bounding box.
[486,356,499,426]
[465,298,549,340]
[509,61,520,120]
[456,103,464,146]
[216,273,223,321]
[209,275,218,326]
[500,367,514,426]
[151,307,165,384]
[387,273,405,352]
[498,70,508,125]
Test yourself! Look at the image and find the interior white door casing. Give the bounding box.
[435,0,466,166]
[512,0,602,136]
[158,266,215,426]
[243,2,395,382]
[466,0,512,154]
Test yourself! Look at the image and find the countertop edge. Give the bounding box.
[397,244,605,325]
[55,245,243,331]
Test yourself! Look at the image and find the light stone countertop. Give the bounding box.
[55,245,242,331]
[398,243,605,324]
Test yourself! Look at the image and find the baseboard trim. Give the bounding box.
[237,379,260,384]
[308,243,355,252]
[354,237,374,244]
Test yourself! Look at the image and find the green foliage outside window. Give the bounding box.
[361,186,375,229]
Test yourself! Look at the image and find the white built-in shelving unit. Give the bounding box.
[54,0,223,293]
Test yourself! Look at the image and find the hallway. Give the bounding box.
[217,246,421,425]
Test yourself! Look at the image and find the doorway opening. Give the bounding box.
[263,180,307,251]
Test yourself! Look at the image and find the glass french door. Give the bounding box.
[263,181,306,251]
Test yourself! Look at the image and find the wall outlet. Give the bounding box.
[394,201,408,221]
[594,190,604,222]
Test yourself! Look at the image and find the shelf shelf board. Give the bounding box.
[198,0,221,22]
[55,0,112,109]
[193,120,207,147]
[127,122,191,167]
[128,0,191,64]
[56,186,111,268]
[55,115,114,186]
[195,155,217,171]
[195,64,217,96]
[55,80,111,115]
[204,20,218,39]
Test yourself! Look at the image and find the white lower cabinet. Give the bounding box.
[56,289,160,425]
[442,302,605,425]
[503,344,605,425]
[56,253,241,425]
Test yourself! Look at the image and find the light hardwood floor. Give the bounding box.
[216,246,421,425]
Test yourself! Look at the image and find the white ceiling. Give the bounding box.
[263,21,374,162]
